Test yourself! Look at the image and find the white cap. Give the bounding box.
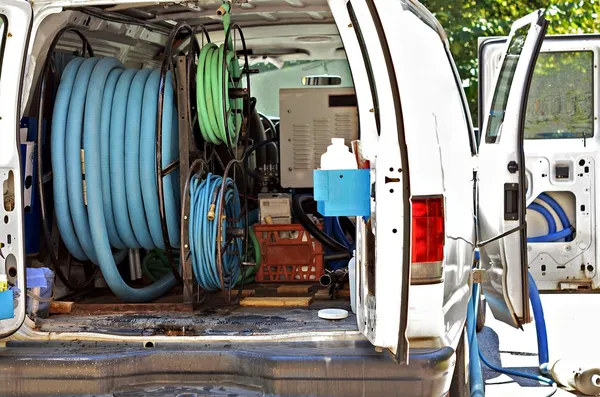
[331,137,345,145]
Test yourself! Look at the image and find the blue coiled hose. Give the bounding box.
[51,57,180,302]
[189,172,242,291]
[527,193,574,243]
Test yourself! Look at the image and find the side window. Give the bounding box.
[525,51,594,139]
[485,24,530,143]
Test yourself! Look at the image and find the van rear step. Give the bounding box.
[0,340,454,397]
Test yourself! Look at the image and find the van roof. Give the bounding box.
[33,0,334,33]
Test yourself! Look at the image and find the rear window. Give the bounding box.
[525,51,594,140]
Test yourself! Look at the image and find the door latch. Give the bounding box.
[504,183,519,221]
[507,161,518,173]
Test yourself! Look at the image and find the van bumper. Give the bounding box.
[0,340,455,396]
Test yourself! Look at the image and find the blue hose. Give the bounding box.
[528,203,557,234]
[528,272,549,368]
[51,57,180,302]
[189,172,242,291]
[527,228,573,243]
[468,283,485,397]
[468,280,555,395]
[527,193,574,243]
[538,193,572,241]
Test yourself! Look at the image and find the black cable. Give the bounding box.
[292,195,350,253]
[324,252,352,261]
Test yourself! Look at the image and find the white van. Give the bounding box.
[0,1,548,396]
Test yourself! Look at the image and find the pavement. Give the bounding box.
[480,293,600,396]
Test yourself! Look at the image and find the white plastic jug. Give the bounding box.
[348,250,356,313]
[320,138,358,170]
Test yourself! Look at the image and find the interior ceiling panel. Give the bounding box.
[92,0,333,31]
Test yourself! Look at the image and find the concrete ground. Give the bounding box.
[480,293,600,396]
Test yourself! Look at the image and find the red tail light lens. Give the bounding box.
[411,196,445,284]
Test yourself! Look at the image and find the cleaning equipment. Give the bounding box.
[313,138,370,217]
[51,57,180,302]
[188,172,242,291]
[196,2,244,148]
[549,359,600,395]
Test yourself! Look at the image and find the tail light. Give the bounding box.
[411,196,445,284]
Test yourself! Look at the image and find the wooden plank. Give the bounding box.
[240,296,313,307]
[220,289,256,298]
[49,301,74,314]
[70,303,193,315]
[276,285,312,295]
[314,289,331,300]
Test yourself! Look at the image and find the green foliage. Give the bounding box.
[421,0,600,126]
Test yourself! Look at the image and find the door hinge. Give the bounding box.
[472,268,488,284]
[471,154,479,172]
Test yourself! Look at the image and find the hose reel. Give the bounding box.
[196,2,253,157]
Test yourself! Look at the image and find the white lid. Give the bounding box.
[318,308,349,320]
[331,137,345,145]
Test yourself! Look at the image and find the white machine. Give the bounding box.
[279,87,358,188]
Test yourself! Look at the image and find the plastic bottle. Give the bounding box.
[320,138,358,170]
[348,250,356,313]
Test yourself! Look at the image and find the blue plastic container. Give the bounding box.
[313,169,370,217]
[0,290,14,320]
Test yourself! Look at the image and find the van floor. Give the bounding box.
[36,284,357,337]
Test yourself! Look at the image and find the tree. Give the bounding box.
[421,0,600,126]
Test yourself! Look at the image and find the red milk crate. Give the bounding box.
[253,224,324,282]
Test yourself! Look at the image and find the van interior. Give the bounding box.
[14,0,364,338]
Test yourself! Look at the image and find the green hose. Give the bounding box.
[142,249,177,282]
[196,2,243,147]
[237,225,261,285]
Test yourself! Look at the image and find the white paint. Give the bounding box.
[0,0,31,338]
[478,10,547,326]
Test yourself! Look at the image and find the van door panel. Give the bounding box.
[477,10,547,327]
[0,0,32,337]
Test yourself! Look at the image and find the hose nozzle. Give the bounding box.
[207,204,216,221]
[217,2,231,16]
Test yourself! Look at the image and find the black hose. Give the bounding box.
[292,195,350,253]
[244,137,278,181]
[324,252,352,261]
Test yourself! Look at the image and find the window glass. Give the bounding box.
[525,51,594,139]
[250,59,352,117]
[485,24,530,143]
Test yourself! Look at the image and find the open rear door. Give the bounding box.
[329,0,411,363]
[478,10,547,327]
[0,0,32,337]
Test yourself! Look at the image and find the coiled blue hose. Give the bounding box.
[538,193,572,241]
[51,57,180,302]
[189,172,242,291]
[527,193,573,243]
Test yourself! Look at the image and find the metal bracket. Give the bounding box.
[176,55,195,306]
[472,269,488,284]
